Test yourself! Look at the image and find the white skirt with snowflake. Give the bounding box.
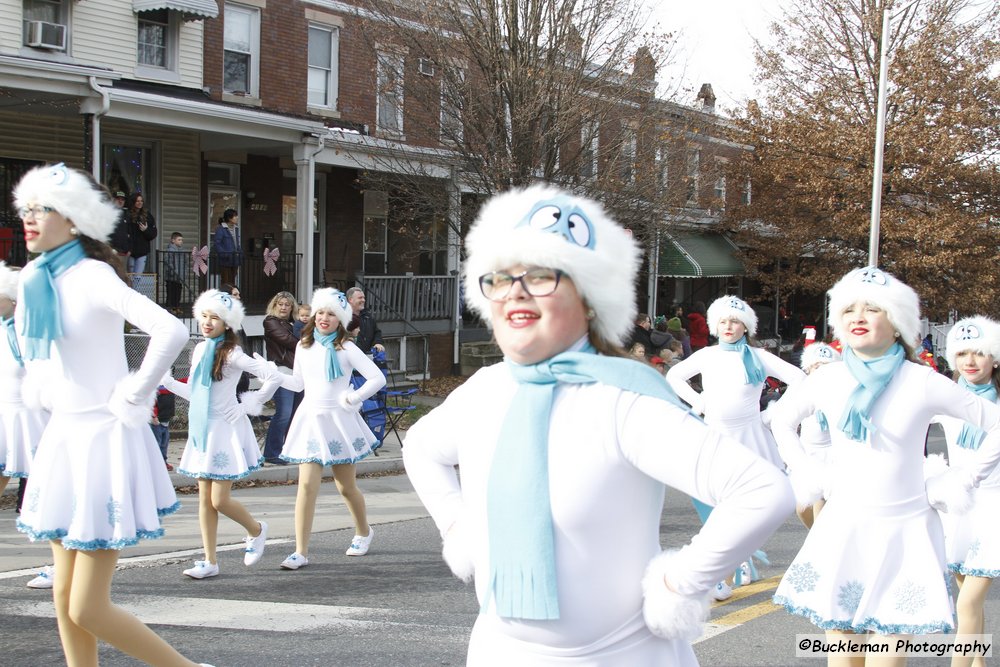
[280,400,378,466]
[942,485,1000,578]
[16,410,180,551]
[177,415,263,480]
[0,402,48,478]
[773,493,954,635]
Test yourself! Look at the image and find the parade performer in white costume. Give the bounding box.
[936,316,1000,667]
[13,163,214,666]
[0,262,47,495]
[667,295,804,591]
[795,342,841,529]
[162,289,278,579]
[403,185,794,666]
[273,288,386,570]
[770,268,1000,667]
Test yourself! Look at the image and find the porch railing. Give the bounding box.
[360,273,457,323]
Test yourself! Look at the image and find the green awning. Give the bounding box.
[658,231,744,278]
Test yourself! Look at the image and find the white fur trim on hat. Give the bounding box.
[13,163,121,244]
[800,342,841,370]
[827,267,921,349]
[193,289,245,331]
[0,262,18,300]
[463,184,641,347]
[706,295,758,338]
[946,316,1000,370]
[310,288,353,327]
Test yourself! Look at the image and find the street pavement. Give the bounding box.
[1,426,997,666]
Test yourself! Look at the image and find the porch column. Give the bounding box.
[293,134,325,302]
[447,169,462,372]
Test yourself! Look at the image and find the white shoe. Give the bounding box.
[711,581,732,601]
[183,560,219,579]
[280,552,309,570]
[346,527,374,556]
[26,565,54,589]
[734,561,753,587]
[244,521,268,566]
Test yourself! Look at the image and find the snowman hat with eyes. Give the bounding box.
[193,289,245,331]
[463,184,641,347]
[707,295,758,338]
[946,316,1000,370]
[828,267,920,348]
[800,342,842,370]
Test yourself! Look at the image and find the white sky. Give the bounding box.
[645,0,785,114]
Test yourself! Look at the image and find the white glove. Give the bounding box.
[237,390,267,416]
[108,374,156,428]
[252,353,281,383]
[442,520,475,583]
[787,458,825,507]
[924,455,974,514]
[339,391,362,412]
[641,550,710,641]
[222,402,247,424]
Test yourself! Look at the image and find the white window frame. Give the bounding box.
[655,145,668,192]
[135,9,180,80]
[686,148,701,206]
[741,177,752,205]
[620,126,636,184]
[376,50,405,138]
[440,67,465,145]
[223,2,261,100]
[580,120,599,181]
[22,0,69,52]
[307,23,340,111]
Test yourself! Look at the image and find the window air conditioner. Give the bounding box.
[418,57,435,77]
[26,20,67,50]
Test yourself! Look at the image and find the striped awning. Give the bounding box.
[133,0,219,20]
[658,231,744,278]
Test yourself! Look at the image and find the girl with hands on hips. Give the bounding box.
[161,289,281,580]
[271,288,386,571]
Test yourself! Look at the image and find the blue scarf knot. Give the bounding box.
[315,331,344,381]
[3,316,22,367]
[20,239,86,360]
[956,377,997,450]
[837,344,906,443]
[485,345,689,620]
[719,336,766,385]
[189,335,223,452]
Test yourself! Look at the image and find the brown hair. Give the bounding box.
[211,328,239,381]
[300,315,349,350]
[78,235,128,283]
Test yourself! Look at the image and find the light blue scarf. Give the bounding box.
[315,331,344,381]
[956,377,997,450]
[189,335,223,452]
[816,410,828,432]
[3,316,22,367]
[20,239,86,360]
[485,344,689,620]
[719,336,765,385]
[838,343,906,442]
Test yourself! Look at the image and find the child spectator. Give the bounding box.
[164,231,185,313]
[293,303,311,339]
[151,380,176,471]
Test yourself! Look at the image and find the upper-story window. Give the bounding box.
[686,148,701,206]
[619,127,636,184]
[137,10,173,69]
[224,3,261,98]
[308,24,339,109]
[741,177,752,205]
[440,67,465,144]
[580,120,599,181]
[23,0,68,52]
[655,145,668,192]
[376,50,405,137]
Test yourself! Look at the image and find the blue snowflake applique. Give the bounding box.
[894,581,927,614]
[27,487,40,512]
[211,451,230,470]
[106,497,122,527]
[351,437,367,453]
[328,439,345,457]
[967,539,981,559]
[837,580,864,615]
[306,440,321,456]
[787,562,820,593]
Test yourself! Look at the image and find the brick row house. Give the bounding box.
[0,0,751,377]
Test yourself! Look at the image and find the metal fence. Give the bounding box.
[361,273,457,322]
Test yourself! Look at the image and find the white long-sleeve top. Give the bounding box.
[15,259,187,412]
[0,323,25,408]
[164,343,276,414]
[666,345,805,422]
[771,361,1000,503]
[278,339,385,407]
[404,362,794,652]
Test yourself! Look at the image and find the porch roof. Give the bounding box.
[658,231,744,278]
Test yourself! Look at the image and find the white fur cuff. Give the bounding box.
[925,455,974,514]
[641,550,710,642]
[338,391,362,412]
[442,521,475,583]
[108,375,155,428]
[238,390,266,416]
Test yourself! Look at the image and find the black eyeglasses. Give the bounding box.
[17,205,55,220]
[479,267,564,301]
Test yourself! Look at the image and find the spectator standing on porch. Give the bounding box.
[125,193,157,274]
[164,232,185,313]
[346,287,384,355]
[213,208,242,286]
[108,190,130,263]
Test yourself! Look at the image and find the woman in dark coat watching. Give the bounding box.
[262,291,301,465]
[125,193,157,274]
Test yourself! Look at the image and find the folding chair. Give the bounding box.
[382,387,418,447]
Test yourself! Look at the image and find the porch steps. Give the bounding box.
[460,341,503,376]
